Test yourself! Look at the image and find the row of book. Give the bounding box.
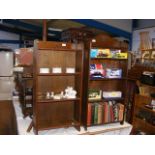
[87,101,124,126]
[90,64,122,79]
[90,49,128,59]
[88,89,122,101]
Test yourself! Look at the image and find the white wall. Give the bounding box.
[95,19,132,33]
[0,31,20,50]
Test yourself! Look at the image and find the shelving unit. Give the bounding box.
[132,84,155,134]
[82,40,128,130]
[19,77,33,117]
[16,66,33,118]
[33,40,84,134]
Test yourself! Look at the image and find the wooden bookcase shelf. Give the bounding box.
[38,120,80,131]
[88,97,125,103]
[32,40,84,134]
[141,48,155,52]
[37,98,80,103]
[38,72,81,76]
[16,70,33,118]
[91,58,127,61]
[87,121,122,127]
[90,77,126,81]
[132,93,155,134]
[82,41,128,130]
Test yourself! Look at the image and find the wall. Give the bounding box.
[132,27,155,51]
[0,31,20,50]
[95,19,133,33]
[134,19,155,29]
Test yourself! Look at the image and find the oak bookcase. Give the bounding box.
[132,83,155,134]
[82,40,128,130]
[32,40,84,134]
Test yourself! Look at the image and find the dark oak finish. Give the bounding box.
[15,68,33,118]
[33,40,84,134]
[132,92,155,134]
[42,19,47,41]
[82,40,128,130]
[0,100,18,135]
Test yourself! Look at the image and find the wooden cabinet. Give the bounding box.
[132,85,155,134]
[33,41,84,134]
[16,66,33,118]
[82,41,128,130]
[19,77,33,117]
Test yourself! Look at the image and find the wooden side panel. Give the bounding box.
[37,102,74,129]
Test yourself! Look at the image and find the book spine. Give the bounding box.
[110,104,114,122]
[98,103,103,124]
[118,103,124,121]
[91,104,95,125]
[87,103,92,126]
[104,102,108,123]
[113,104,118,122]
[94,104,98,124]
[107,102,111,123]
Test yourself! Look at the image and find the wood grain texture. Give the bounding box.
[0,100,18,135]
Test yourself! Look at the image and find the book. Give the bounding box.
[113,104,119,122]
[97,49,111,58]
[90,49,98,58]
[87,103,92,125]
[106,68,122,78]
[90,64,106,79]
[88,89,102,101]
[91,104,95,125]
[98,103,103,124]
[118,103,124,121]
[103,102,109,123]
[107,101,112,122]
[109,101,114,122]
[90,49,111,58]
[94,104,98,124]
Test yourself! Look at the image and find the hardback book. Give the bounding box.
[113,104,119,122]
[90,49,98,58]
[94,104,98,124]
[98,103,103,124]
[110,104,114,122]
[103,102,109,123]
[107,101,112,122]
[90,64,106,79]
[87,103,92,126]
[90,49,111,58]
[88,89,102,101]
[97,49,111,58]
[118,103,124,121]
[114,52,128,59]
[91,104,95,125]
[103,91,122,99]
[106,68,122,78]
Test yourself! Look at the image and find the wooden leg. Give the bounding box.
[74,125,81,131]
[33,127,38,135]
[27,121,33,132]
[84,126,87,131]
[120,120,124,125]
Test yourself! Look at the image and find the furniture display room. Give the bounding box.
[0,19,155,135]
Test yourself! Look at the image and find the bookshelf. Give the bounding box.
[17,66,33,118]
[19,77,33,117]
[32,40,83,134]
[132,85,155,134]
[82,40,128,130]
